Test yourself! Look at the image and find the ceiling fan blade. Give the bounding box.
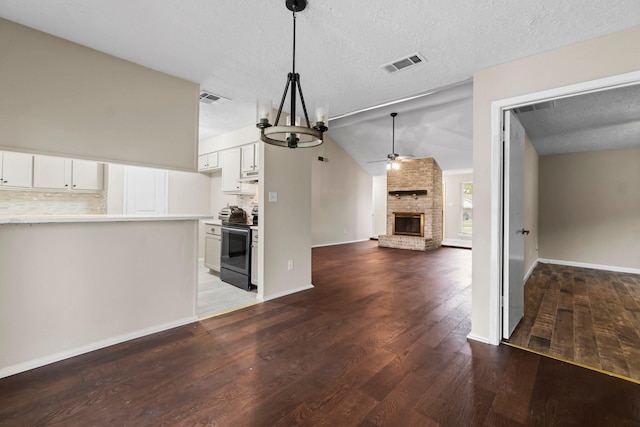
[366,159,388,164]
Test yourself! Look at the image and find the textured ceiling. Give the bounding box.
[517,84,640,156]
[1,0,639,174]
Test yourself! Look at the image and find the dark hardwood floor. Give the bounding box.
[1,241,639,426]
[509,262,640,381]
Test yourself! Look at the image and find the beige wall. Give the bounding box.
[472,25,640,341]
[311,134,372,246]
[0,18,199,171]
[0,220,198,377]
[443,171,473,246]
[260,141,313,300]
[539,147,640,269]
[524,135,539,276]
[372,175,387,238]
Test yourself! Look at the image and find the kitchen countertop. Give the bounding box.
[203,219,222,225]
[0,214,214,224]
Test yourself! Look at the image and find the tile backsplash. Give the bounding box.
[0,189,106,215]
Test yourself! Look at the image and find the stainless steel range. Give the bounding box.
[218,206,252,290]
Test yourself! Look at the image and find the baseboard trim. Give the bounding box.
[538,258,640,275]
[524,260,538,284]
[312,239,370,248]
[258,284,314,302]
[0,316,198,380]
[466,333,494,345]
[441,239,472,249]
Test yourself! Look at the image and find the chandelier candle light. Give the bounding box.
[256,0,328,148]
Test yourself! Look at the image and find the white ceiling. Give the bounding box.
[1,0,639,175]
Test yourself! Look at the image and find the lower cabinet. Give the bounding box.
[251,229,258,286]
[204,224,221,273]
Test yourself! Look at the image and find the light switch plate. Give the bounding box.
[268,192,278,202]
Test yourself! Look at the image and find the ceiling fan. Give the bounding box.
[367,112,414,169]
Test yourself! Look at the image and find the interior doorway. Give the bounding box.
[495,75,640,381]
[489,70,640,346]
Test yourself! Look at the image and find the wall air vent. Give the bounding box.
[381,53,426,74]
[199,90,229,104]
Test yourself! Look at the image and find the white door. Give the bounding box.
[124,166,168,214]
[503,111,526,339]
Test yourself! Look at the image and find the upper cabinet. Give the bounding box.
[33,155,71,189]
[220,148,241,193]
[0,152,33,188]
[198,152,220,171]
[241,143,259,179]
[71,160,104,191]
[29,154,104,191]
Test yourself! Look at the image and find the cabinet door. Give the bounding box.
[220,148,241,192]
[205,235,221,272]
[1,152,33,188]
[198,154,209,170]
[241,144,255,174]
[33,155,72,189]
[208,152,219,169]
[198,152,220,172]
[72,160,104,190]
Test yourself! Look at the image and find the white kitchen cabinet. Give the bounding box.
[198,152,220,171]
[241,143,259,178]
[0,151,33,188]
[251,228,258,286]
[204,223,222,273]
[71,160,104,190]
[220,148,241,193]
[33,155,72,189]
[32,156,103,191]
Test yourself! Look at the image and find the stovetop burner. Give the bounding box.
[222,221,251,229]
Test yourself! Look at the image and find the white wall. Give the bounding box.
[0,220,198,378]
[107,165,212,256]
[209,171,239,217]
[372,175,387,238]
[168,170,212,257]
[539,147,640,270]
[0,18,199,171]
[311,134,372,246]
[472,25,640,342]
[442,170,473,247]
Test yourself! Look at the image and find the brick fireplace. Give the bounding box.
[378,158,443,251]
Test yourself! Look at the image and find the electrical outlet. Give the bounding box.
[269,192,278,202]
[287,260,294,270]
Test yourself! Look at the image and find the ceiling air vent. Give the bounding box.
[515,100,555,114]
[199,90,229,104]
[381,53,426,74]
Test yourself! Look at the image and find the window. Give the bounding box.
[460,182,473,234]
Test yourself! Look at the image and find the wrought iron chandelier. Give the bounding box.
[255,0,328,149]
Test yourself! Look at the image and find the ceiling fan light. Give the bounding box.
[392,161,400,170]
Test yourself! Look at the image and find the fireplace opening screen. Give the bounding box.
[393,212,424,237]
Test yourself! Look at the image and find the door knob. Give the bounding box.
[519,229,530,235]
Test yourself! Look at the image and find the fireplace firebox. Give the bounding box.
[392,212,424,237]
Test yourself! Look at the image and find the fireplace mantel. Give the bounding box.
[388,190,428,199]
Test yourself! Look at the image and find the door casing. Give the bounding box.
[485,70,640,345]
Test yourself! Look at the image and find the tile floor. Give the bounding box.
[197,262,259,319]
